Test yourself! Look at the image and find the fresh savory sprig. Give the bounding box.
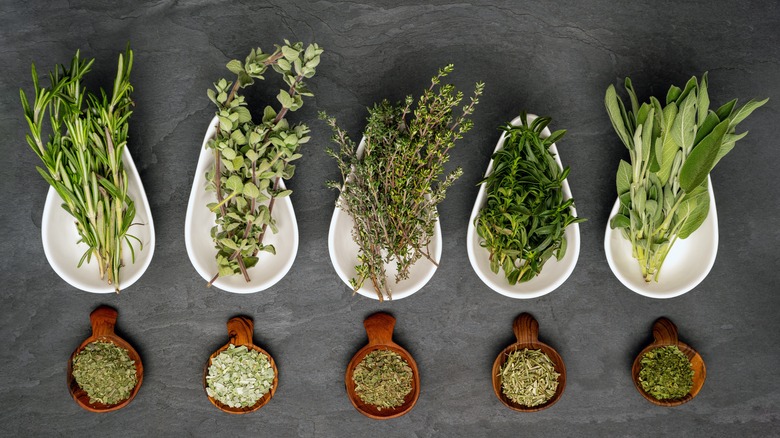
[322,65,484,300]
[606,74,767,282]
[476,115,584,284]
[21,48,140,292]
[205,41,323,285]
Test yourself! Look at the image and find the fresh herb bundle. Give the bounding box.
[21,49,140,292]
[204,41,323,285]
[352,349,413,410]
[206,344,275,408]
[638,345,694,400]
[606,74,767,282]
[499,348,560,407]
[476,115,584,284]
[322,65,484,300]
[72,341,137,405]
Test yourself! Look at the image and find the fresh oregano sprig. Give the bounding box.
[606,74,767,282]
[21,48,140,292]
[476,114,585,284]
[322,65,484,300]
[204,41,323,285]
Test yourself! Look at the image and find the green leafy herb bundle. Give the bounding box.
[605,74,767,282]
[323,65,484,300]
[205,41,323,285]
[72,341,137,405]
[476,115,584,285]
[352,349,413,410]
[638,345,694,400]
[21,49,139,292]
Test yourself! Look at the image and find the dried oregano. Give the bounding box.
[352,349,413,410]
[499,348,559,407]
[206,344,275,408]
[639,345,694,400]
[72,341,137,405]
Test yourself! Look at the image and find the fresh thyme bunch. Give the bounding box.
[21,49,139,292]
[205,41,323,285]
[322,65,484,300]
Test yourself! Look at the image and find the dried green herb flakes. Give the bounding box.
[639,345,694,400]
[499,348,559,407]
[72,341,137,405]
[352,349,413,410]
[206,344,274,408]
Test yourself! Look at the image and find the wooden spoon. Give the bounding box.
[66,306,143,412]
[632,317,706,406]
[345,312,420,419]
[203,316,278,414]
[492,313,566,412]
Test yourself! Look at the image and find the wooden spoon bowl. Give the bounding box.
[67,306,143,412]
[491,313,566,412]
[203,316,278,414]
[345,313,420,419]
[632,317,706,406]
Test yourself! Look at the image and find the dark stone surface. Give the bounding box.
[1,1,778,436]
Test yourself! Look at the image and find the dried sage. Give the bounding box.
[499,348,559,407]
[72,341,137,405]
[206,344,275,408]
[638,345,694,400]
[352,349,413,410]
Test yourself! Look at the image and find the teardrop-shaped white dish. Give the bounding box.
[41,147,155,293]
[185,116,298,293]
[328,138,442,301]
[466,114,581,299]
[604,175,718,298]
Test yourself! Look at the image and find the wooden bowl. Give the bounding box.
[491,313,566,412]
[66,306,143,412]
[203,316,278,414]
[345,312,420,419]
[632,317,706,406]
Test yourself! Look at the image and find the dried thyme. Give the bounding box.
[499,348,559,407]
[638,345,694,400]
[352,349,413,410]
[206,344,275,408]
[72,341,137,405]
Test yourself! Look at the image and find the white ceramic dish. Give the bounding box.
[328,138,442,301]
[466,114,581,299]
[185,116,298,293]
[604,175,718,298]
[41,147,155,293]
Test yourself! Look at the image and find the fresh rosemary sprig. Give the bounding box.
[21,49,140,292]
[204,41,323,285]
[476,115,585,285]
[322,65,484,300]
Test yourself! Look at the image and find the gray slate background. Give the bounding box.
[1,1,778,436]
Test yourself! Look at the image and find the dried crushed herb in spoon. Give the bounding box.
[72,341,137,405]
[206,344,275,408]
[638,345,694,400]
[500,348,560,407]
[352,350,413,410]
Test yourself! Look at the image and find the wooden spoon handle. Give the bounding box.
[652,317,679,345]
[227,316,254,346]
[513,313,539,344]
[90,306,118,337]
[364,312,395,346]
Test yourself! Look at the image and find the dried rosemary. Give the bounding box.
[72,341,137,405]
[638,345,694,400]
[206,344,275,408]
[499,348,559,407]
[352,349,413,410]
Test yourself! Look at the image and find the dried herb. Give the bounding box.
[72,341,137,405]
[606,75,767,282]
[352,349,413,410]
[638,345,694,400]
[206,344,275,408]
[21,49,141,292]
[204,41,323,285]
[322,65,484,300]
[499,348,559,407]
[476,114,585,284]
